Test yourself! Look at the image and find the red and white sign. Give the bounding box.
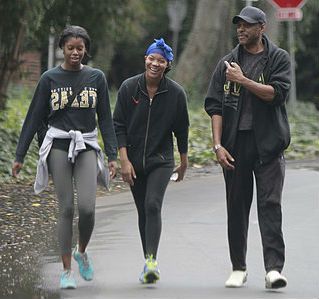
[276,8,303,20]
[268,0,307,21]
[269,0,306,8]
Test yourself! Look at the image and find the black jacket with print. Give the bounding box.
[204,34,291,163]
[113,73,189,173]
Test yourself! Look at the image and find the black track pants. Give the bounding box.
[130,166,173,259]
[223,130,285,273]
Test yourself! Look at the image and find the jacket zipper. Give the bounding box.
[142,97,153,171]
[140,85,167,171]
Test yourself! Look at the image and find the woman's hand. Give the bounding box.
[108,161,118,179]
[12,161,23,177]
[173,164,187,182]
[173,153,188,182]
[120,159,136,186]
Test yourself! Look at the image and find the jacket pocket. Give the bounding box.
[157,153,165,160]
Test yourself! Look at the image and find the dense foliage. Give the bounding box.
[277,0,319,105]
[1,1,319,108]
[295,0,319,105]
[1,87,318,183]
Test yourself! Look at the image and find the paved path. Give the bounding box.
[42,166,319,299]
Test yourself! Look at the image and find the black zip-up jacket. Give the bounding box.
[204,35,291,163]
[113,73,189,173]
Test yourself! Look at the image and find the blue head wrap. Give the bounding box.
[145,38,174,62]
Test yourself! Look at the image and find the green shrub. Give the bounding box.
[0,87,39,183]
[286,101,319,159]
[1,87,318,183]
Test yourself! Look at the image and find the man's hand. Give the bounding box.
[120,159,136,186]
[215,146,235,170]
[12,161,23,177]
[224,61,244,84]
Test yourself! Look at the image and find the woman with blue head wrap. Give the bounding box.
[113,37,189,284]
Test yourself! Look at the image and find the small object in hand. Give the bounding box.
[170,172,178,181]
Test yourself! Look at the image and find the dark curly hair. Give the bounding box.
[164,62,172,74]
[58,25,91,54]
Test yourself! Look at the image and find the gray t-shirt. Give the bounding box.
[238,49,264,130]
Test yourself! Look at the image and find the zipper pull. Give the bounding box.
[149,98,153,106]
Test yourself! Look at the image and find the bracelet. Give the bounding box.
[213,144,222,153]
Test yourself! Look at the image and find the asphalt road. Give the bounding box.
[41,165,319,299]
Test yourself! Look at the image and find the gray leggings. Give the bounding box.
[48,149,97,255]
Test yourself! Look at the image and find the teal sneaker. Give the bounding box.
[60,270,76,289]
[139,255,160,284]
[72,245,94,281]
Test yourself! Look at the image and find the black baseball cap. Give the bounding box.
[232,6,266,24]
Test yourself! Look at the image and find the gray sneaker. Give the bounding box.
[72,245,94,281]
[60,270,76,289]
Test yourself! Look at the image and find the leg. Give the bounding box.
[73,150,97,253]
[137,166,173,284]
[224,131,256,271]
[255,155,285,273]
[48,149,74,270]
[144,166,173,259]
[130,174,147,257]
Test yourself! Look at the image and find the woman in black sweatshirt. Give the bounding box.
[12,25,117,289]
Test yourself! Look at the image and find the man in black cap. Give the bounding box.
[204,6,291,289]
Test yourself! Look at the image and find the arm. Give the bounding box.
[211,115,234,170]
[225,61,275,102]
[96,71,118,178]
[12,161,23,178]
[113,84,128,148]
[12,76,50,177]
[119,147,136,186]
[266,49,291,105]
[173,89,189,182]
[224,48,291,105]
[204,59,235,170]
[173,153,188,182]
[204,59,225,117]
[113,82,137,184]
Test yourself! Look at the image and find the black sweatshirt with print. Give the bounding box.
[15,65,118,163]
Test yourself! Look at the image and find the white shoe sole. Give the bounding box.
[265,271,287,289]
[265,277,287,289]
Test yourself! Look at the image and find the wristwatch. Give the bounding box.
[213,144,222,153]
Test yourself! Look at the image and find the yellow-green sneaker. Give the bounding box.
[139,255,160,284]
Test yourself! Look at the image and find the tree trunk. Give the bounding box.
[260,1,281,44]
[0,20,26,110]
[173,0,236,96]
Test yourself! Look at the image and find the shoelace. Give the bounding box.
[81,252,90,268]
[63,270,72,278]
[145,254,157,269]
